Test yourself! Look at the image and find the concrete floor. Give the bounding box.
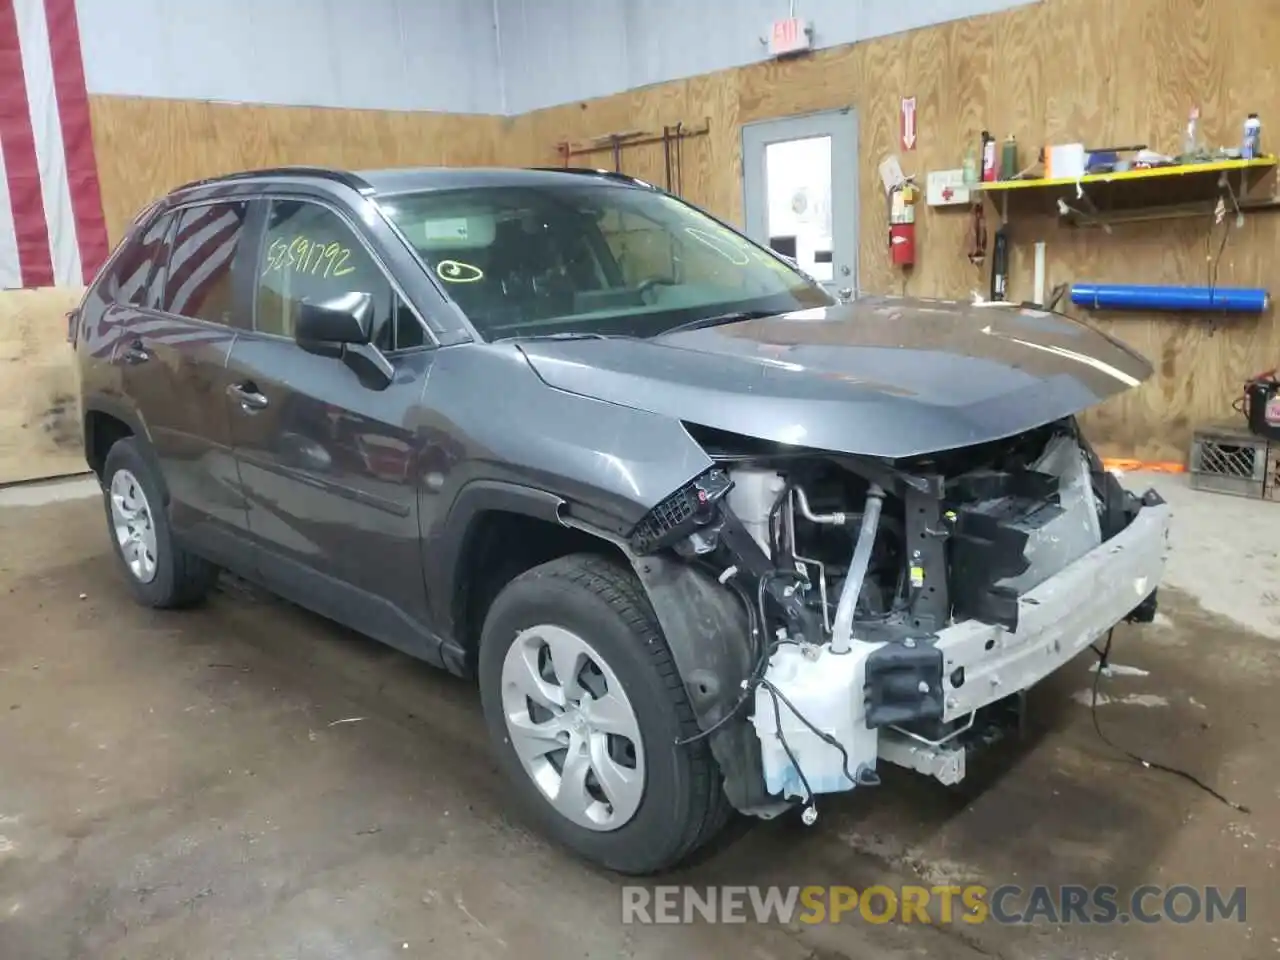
[0,473,1277,960]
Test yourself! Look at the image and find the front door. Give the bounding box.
[741,109,859,298]
[225,195,440,660]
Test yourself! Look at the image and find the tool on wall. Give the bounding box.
[554,119,709,193]
[989,223,1009,301]
[662,121,687,194]
[967,202,987,266]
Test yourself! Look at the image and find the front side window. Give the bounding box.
[379,182,832,341]
[255,199,425,350]
[106,211,174,308]
[162,201,251,326]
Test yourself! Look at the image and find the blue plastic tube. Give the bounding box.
[1070,283,1270,313]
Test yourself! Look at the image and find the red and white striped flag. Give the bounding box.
[0,0,108,290]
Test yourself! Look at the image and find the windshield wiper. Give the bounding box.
[659,309,776,337]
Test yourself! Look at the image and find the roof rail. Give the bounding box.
[527,167,657,188]
[173,166,375,195]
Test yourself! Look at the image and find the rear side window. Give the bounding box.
[255,199,425,350]
[162,201,251,326]
[103,211,174,308]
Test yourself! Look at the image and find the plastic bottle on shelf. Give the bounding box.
[981,131,998,182]
[962,145,978,186]
[1000,134,1018,180]
[1243,113,1262,159]
[1182,106,1201,157]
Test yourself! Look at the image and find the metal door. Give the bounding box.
[742,109,859,298]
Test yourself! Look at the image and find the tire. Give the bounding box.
[101,438,218,608]
[478,553,731,875]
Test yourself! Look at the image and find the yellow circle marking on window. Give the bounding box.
[436,260,484,283]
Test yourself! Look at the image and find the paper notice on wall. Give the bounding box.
[878,155,906,193]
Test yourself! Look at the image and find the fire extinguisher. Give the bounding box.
[889,180,917,268]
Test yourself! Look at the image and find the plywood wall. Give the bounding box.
[496,0,1280,462]
[1,96,505,485]
[91,96,507,243]
[6,0,1276,486]
[0,289,85,485]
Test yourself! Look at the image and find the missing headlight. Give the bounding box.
[629,468,733,553]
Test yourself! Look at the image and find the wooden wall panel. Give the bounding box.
[2,97,503,485]
[499,0,1280,462]
[90,96,506,243]
[7,0,1278,485]
[0,289,85,485]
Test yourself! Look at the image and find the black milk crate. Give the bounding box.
[1189,422,1268,499]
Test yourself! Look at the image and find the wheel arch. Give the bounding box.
[429,481,630,674]
[82,399,157,489]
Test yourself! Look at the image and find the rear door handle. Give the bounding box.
[227,382,269,412]
[121,341,151,364]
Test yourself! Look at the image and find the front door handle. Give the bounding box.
[227,382,269,412]
[121,340,151,364]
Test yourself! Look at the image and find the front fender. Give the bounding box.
[423,478,565,645]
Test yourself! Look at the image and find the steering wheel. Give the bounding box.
[636,276,677,305]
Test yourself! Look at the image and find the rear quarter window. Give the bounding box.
[100,211,175,308]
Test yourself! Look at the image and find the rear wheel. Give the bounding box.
[102,438,218,608]
[478,553,730,874]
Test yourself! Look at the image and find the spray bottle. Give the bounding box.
[981,131,998,182]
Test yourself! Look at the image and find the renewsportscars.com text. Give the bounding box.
[621,884,1247,926]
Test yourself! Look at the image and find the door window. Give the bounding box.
[742,111,856,294]
[105,211,174,308]
[255,199,425,350]
[764,136,834,282]
[162,201,252,326]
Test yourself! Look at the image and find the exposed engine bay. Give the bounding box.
[624,417,1167,821]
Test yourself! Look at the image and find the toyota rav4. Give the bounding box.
[72,165,1170,874]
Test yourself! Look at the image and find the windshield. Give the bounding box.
[379,182,833,340]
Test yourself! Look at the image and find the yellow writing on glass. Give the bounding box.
[262,235,354,278]
[683,227,751,266]
[436,260,484,283]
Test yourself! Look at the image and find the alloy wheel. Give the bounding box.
[109,469,158,584]
[499,624,646,831]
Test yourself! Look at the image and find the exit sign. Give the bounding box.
[768,17,812,57]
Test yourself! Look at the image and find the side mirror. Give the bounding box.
[296,292,394,390]
[295,292,373,346]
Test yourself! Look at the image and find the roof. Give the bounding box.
[167,165,654,205]
[357,166,652,196]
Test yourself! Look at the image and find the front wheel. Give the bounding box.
[478,553,730,874]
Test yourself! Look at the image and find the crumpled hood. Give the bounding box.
[516,297,1152,459]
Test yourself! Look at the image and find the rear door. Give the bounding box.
[121,199,257,569]
[224,195,439,658]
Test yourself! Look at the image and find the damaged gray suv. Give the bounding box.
[72,165,1170,874]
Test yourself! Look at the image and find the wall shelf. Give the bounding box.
[975,156,1278,227]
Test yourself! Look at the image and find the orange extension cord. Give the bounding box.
[1101,459,1186,474]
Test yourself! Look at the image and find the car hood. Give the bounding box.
[514,297,1152,459]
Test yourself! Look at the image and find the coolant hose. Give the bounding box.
[830,484,885,654]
